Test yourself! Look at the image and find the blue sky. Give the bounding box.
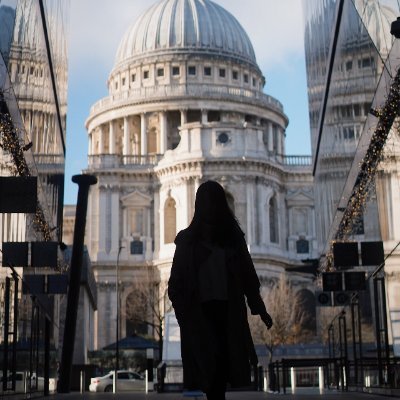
[65,0,310,204]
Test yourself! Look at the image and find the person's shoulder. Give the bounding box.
[232,225,246,244]
[174,228,194,245]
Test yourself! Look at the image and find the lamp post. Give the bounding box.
[114,246,124,393]
[58,174,97,393]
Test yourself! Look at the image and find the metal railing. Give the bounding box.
[280,155,312,166]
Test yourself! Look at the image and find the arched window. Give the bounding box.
[164,197,176,244]
[269,195,279,243]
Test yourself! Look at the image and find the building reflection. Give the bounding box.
[0,0,68,394]
[303,0,400,385]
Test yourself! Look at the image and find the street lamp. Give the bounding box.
[114,246,124,393]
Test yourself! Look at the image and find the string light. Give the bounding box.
[0,103,52,241]
[33,207,52,241]
[0,113,30,176]
[322,68,400,271]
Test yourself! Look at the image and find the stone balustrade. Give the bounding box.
[89,83,283,115]
[88,153,311,168]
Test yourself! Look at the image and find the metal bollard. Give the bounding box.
[290,367,296,394]
[113,370,117,393]
[80,370,85,393]
[319,366,324,394]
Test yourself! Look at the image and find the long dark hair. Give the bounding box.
[188,180,243,245]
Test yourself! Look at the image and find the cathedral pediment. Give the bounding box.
[121,190,152,207]
[286,189,314,206]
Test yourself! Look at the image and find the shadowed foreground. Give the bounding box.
[55,389,396,400]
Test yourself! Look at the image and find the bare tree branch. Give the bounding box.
[249,275,312,362]
[123,266,173,360]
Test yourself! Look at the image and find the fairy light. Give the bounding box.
[0,112,30,176]
[33,207,52,241]
[0,102,52,241]
[323,68,400,271]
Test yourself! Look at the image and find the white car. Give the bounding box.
[89,370,145,392]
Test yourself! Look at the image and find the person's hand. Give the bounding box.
[261,312,273,330]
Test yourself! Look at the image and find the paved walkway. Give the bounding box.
[54,389,399,400]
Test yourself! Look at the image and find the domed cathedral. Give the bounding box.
[85,0,317,349]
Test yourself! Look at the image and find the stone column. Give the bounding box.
[110,187,120,256]
[256,179,262,246]
[88,132,92,156]
[91,130,96,155]
[160,111,168,154]
[42,113,47,154]
[140,113,147,155]
[34,113,39,153]
[123,117,131,159]
[39,112,44,153]
[145,207,152,260]
[246,181,255,245]
[180,109,187,126]
[50,115,55,152]
[153,187,161,256]
[281,128,286,155]
[201,109,208,124]
[98,187,107,256]
[277,127,282,155]
[99,125,105,154]
[268,122,274,153]
[122,208,127,238]
[109,120,115,154]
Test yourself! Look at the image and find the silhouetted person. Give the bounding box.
[168,180,273,400]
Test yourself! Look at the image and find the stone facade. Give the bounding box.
[82,0,317,350]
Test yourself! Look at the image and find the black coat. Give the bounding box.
[168,228,267,391]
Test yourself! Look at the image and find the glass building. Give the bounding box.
[0,0,68,394]
[303,0,400,385]
[303,0,399,248]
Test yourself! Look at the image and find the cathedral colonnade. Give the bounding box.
[87,109,287,161]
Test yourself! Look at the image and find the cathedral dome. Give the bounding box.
[114,0,257,69]
[355,0,396,55]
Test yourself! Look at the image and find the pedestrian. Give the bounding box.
[168,180,273,400]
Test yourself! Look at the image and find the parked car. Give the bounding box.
[89,370,145,392]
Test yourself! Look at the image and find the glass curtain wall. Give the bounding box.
[303,0,400,381]
[303,0,399,252]
[0,0,69,394]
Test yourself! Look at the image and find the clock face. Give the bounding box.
[217,132,230,144]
